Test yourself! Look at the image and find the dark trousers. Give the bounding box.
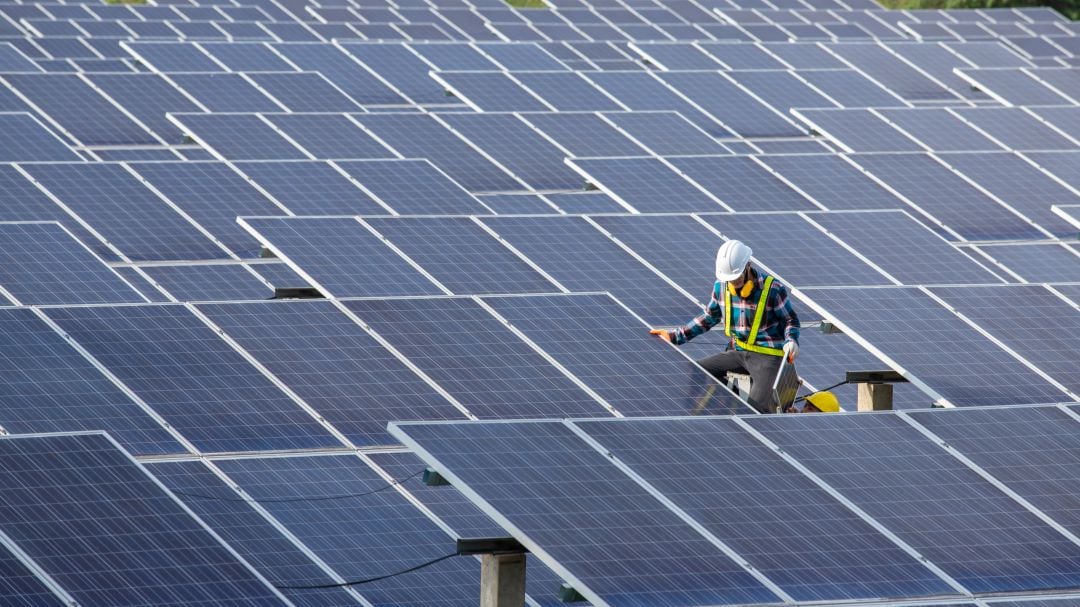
[698,350,784,414]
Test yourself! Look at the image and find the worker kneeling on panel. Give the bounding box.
[650,240,801,414]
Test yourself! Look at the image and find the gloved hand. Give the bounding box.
[783,340,799,362]
[649,329,672,343]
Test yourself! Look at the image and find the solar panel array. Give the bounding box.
[0,0,1079,602]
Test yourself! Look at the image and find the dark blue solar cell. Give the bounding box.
[0,113,80,161]
[24,163,230,261]
[602,111,729,156]
[141,264,275,302]
[87,74,202,144]
[4,74,158,145]
[568,157,725,213]
[481,215,702,326]
[671,156,819,212]
[0,433,286,606]
[748,412,1080,594]
[240,217,440,298]
[339,43,455,105]
[271,44,409,105]
[435,72,551,112]
[149,460,364,607]
[958,67,1070,105]
[0,43,41,72]
[261,114,396,160]
[391,420,780,607]
[797,69,909,108]
[170,114,309,161]
[408,43,499,70]
[698,42,789,68]
[577,417,958,601]
[850,153,1048,241]
[93,148,183,162]
[593,214,720,294]
[522,112,645,157]
[197,300,464,446]
[757,154,906,210]
[762,42,847,68]
[476,194,555,214]
[249,262,312,291]
[365,217,558,294]
[585,71,733,137]
[513,71,625,111]
[346,297,611,419]
[476,42,568,70]
[0,541,62,606]
[627,42,723,69]
[45,304,340,453]
[215,454,482,607]
[659,72,804,137]
[0,222,147,305]
[168,73,283,112]
[826,42,958,101]
[888,44,987,100]
[112,267,171,302]
[1032,106,1080,141]
[130,161,287,258]
[953,107,1077,151]
[485,293,746,415]
[248,73,365,112]
[234,161,387,215]
[793,109,922,153]
[874,108,1002,152]
[976,243,1080,283]
[199,41,294,71]
[729,70,839,113]
[122,42,227,71]
[801,287,1070,407]
[353,114,521,192]
[1026,152,1080,191]
[543,191,626,213]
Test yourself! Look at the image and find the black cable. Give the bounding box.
[275,553,459,589]
[794,379,849,402]
[171,469,425,504]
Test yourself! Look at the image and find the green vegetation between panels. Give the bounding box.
[504,0,550,8]
[878,0,1078,19]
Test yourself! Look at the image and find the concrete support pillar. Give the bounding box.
[857,383,893,411]
[480,553,526,607]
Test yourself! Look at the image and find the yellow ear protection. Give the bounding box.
[727,278,754,298]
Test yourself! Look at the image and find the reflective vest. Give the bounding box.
[724,275,784,357]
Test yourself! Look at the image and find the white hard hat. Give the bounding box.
[715,240,752,282]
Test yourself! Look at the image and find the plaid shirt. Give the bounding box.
[672,269,800,349]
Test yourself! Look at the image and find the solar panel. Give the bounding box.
[542,191,626,214]
[167,73,283,112]
[956,67,1072,105]
[147,459,365,607]
[952,107,1078,151]
[801,286,1070,407]
[0,42,42,72]
[877,108,999,154]
[1025,151,1080,190]
[930,285,1079,394]
[408,42,500,70]
[434,71,551,111]
[1029,107,1080,143]
[215,453,482,607]
[199,41,294,71]
[339,42,455,105]
[761,42,845,68]
[248,262,311,291]
[197,299,465,445]
[0,113,80,162]
[887,43,988,100]
[749,412,1080,593]
[755,154,900,210]
[169,113,309,161]
[3,74,158,145]
[945,41,1033,68]
[352,113,521,192]
[140,264,275,302]
[584,71,732,137]
[795,68,909,108]
[271,43,410,105]
[628,42,723,69]
[728,70,839,113]
[476,193,556,214]
[792,109,923,153]
[671,156,820,212]
[591,214,720,295]
[1027,69,1080,104]
[0,433,288,606]
[25,162,231,261]
[567,157,723,213]
[974,243,1080,283]
[659,71,804,137]
[130,161,287,258]
[391,420,781,607]
[246,72,364,112]
[849,153,1048,241]
[697,42,787,68]
[1054,204,1080,232]
[476,42,568,70]
[121,41,227,72]
[231,160,384,215]
[602,110,729,155]
[512,71,626,111]
[521,112,646,157]
[46,304,340,453]
[84,75,199,141]
[335,159,492,215]
[825,42,958,101]
[260,113,396,160]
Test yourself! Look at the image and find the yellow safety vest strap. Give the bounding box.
[724,276,785,357]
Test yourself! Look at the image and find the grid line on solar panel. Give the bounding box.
[951,107,1080,152]
[954,67,1075,106]
[969,242,1080,285]
[334,159,494,215]
[659,71,806,138]
[0,113,79,162]
[245,72,366,112]
[138,263,275,303]
[791,109,923,154]
[671,155,823,212]
[517,111,649,158]
[873,108,1003,153]
[168,113,312,161]
[430,71,555,112]
[566,157,723,213]
[599,110,730,156]
[233,160,392,216]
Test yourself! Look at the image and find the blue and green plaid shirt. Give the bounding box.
[672,269,800,349]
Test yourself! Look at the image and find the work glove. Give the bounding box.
[783,340,799,362]
[649,329,672,343]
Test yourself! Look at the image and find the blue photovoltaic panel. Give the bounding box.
[671,156,819,212]
[353,114,520,192]
[569,157,723,213]
[809,210,1005,285]
[543,191,625,214]
[795,69,908,108]
[522,112,646,157]
[340,43,455,105]
[123,41,227,72]
[130,161,286,258]
[0,542,62,606]
[199,42,294,72]
[141,264,274,302]
[0,222,145,305]
[795,109,923,153]
[147,460,363,607]
[762,42,847,68]
[476,42,568,70]
[939,152,1079,238]
[171,114,309,161]
[825,42,957,101]
[728,70,838,113]
[1028,73,1080,106]
[335,159,492,215]
[757,154,906,210]
[876,108,1002,152]
[748,412,1080,594]
[698,43,788,68]
[247,73,364,112]
[849,153,1047,241]
[215,454,481,607]
[3,74,157,145]
[168,74,283,113]
[93,149,183,162]
[659,72,803,137]
[0,433,287,606]
[513,71,625,111]
[87,74,203,144]
[0,113,79,161]
[24,163,229,261]
[262,114,397,160]
[346,297,611,419]
[584,71,733,137]
[930,285,1079,393]
[392,420,780,607]
[887,44,987,100]
[408,43,499,71]
[112,267,170,303]
[0,307,181,455]
[958,67,1071,105]
[952,107,1078,151]
[271,43,409,106]
[593,214,721,294]
[629,42,723,69]
[436,72,551,112]
[485,293,747,416]
[437,112,582,190]
[46,304,339,453]
[603,111,729,156]
[1032,106,1080,141]
[249,263,311,291]
[365,217,557,295]
[1026,152,1080,191]
[577,417,957,601]
[975,243,1080,283]
[197,300,465,446]
[482,216,700,326]
[477,194,556,214]
[234,161,387,216]
[241,217,439,298]
[0,43,42,72]
[802,287,1070,407]
[699,213,891,287]
[945,42,1033,68]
